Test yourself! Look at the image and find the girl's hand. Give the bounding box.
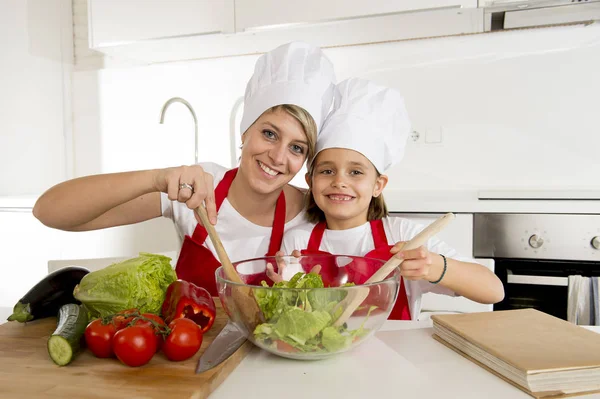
[390,243,441,282]
[266,251,320,284]
[153,165,217,224]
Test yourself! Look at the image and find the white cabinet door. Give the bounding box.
[1,0,70,196]
[235,0,478,31]
[0,211,62,308]
[84,0,482,64]
[88,0,234,48]
[390,213,495,316]
[390,212,475,256]
[0,209,181,308]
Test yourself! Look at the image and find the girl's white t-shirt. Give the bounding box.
[161,162,307,264]
[281,217,471,318]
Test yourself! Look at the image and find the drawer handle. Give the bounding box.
[506,272,568,287]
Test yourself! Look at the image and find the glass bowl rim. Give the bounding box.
[215,254,401,290]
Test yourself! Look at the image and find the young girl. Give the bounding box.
[277,78,504,320]
[33,42,336,296]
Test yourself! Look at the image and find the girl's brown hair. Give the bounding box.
[303,159,389,224]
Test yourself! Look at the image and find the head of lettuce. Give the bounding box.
[73,252,177,318]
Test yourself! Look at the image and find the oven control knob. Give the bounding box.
[528,234,544,249]
[592,236,600,250]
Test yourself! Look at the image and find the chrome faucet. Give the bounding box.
[159,97,199,164]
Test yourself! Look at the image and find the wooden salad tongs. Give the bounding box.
[332,212,456,327]
[195,206,263,331]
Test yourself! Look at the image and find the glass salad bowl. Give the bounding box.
[215,255,400,360]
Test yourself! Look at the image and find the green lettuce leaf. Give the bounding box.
[273,307,331,345]
[321,326,353,352]
[253,272,375,354]
[254,282,283,321]
[73,252,176,318]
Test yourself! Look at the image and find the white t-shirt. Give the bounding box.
[282,217,470,318]
[161,162,307,264]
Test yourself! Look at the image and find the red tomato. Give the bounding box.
[112,308,139,330]
[162,318,203,362]
[85,319,117,358]
[133,313,167,352]
[275,340,298,353]
[112,325,157,367]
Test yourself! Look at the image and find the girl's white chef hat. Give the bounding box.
[314,78,411,173]
[240,42,337,135]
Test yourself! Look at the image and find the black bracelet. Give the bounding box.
[430,254,447,284]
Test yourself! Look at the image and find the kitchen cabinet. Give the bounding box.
[235,0,478,32]
[86,0,483,65]
[87,0,234,48]
[1,0,72,196]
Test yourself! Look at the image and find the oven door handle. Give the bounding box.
[506,270,568,287]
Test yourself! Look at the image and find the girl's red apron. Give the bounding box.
[174,168,286,296]
[299,220,411,320]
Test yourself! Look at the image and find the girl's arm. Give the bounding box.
[33,165,218,232]
[390,245,505,304]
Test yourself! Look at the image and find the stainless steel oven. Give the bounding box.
[473,213,600,320]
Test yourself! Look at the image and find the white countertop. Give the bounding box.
[210,321,600,399]
[2,190,599,214]
[0,195,38,210]
[0,307,11,323]
[1,307,598,398]
[383,189,600,214]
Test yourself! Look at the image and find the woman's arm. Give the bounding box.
[391,245,505,304]
[33,165,218,231]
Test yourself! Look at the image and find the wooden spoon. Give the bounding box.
[332,212,455,327]
[195,206,263,331]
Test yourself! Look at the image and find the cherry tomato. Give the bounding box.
[113,325,157,367]
[133,313,167,352]
[162,318,203,362]
[85,319,117,358]
[275,340,298,353]
[112,308,139,330]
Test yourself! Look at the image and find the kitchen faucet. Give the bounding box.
[159,97,199,164]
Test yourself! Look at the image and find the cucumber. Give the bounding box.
[47,304,89,366]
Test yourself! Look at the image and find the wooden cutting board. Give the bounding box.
[0,300,253,399]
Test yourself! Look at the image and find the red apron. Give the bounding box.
[299,220,411,320]
[174,168,286,295]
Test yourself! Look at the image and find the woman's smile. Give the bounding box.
[257,160,280,178]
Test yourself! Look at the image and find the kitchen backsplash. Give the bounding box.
[72,22,600,193]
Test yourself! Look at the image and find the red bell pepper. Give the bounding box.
[161,280,216,333]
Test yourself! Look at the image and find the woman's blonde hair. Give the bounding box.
[243,104,318,163]
[303,159,389,224]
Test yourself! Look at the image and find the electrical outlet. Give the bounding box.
[411,130,420,142]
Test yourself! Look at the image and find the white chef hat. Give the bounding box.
[240,42,336,135]
[314,78,411,173]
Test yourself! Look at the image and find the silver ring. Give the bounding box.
[179,183,194,192]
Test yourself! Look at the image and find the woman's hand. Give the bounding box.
[154,165,217,224]
[389,242,443,282]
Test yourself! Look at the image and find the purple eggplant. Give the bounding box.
[7,266,90,322]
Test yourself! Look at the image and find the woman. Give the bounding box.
[33,42,337,295]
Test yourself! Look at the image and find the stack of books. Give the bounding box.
[432,308,600,398]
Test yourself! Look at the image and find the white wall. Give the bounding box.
[72,23,600,195]
[0,0,72,196]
